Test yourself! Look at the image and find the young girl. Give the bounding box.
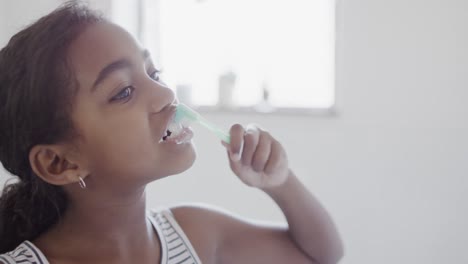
[0,2,343,264]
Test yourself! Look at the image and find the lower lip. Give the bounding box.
[162,126,194,145]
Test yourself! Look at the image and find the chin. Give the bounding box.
[173,146,197,174]
[157,142,197,177]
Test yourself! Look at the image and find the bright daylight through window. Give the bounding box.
[113,0,335,112]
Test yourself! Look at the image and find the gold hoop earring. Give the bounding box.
[78,176,86,189]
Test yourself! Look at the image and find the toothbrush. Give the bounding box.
[175,103,231,144]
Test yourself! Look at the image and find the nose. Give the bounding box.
[149,83,176,113]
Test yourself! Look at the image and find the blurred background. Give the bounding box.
[1,0,467,263]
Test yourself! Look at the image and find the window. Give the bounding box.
[112,0,335,112]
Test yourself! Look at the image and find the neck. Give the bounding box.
[65,186,148,236]
[37,185,160,262]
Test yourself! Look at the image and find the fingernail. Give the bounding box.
[231,153,241,161]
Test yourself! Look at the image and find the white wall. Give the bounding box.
[0,0,62,46]
[0,0,112,46]
[1,0,467,263]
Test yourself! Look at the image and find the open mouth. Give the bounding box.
[159,120,193,144]
[162,129,172,141]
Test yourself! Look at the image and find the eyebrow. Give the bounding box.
[91,49,152,92]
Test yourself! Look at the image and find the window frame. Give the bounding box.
[117,0,338,116]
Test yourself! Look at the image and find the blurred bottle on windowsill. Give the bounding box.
[254,80,275,113]
[217,70,237,109]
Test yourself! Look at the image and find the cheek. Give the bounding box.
[85,138,158,182]
[72,102,196,180]
[82,119,158,174]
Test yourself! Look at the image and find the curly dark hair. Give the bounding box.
[0,1,103,253]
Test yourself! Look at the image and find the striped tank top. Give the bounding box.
[0,208,202,264]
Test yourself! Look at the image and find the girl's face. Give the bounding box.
[67,21,196,190]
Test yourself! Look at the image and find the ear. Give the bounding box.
[29,144,89,186]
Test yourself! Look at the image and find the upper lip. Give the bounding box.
[165,104,178,121]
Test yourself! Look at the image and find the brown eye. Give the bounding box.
[111,86,134,102]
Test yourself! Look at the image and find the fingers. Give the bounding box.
[228,124,245,161]
[240,126,260,165]
[264,139,284,175]
[223,123,290,189]
[225,124,275,171]
[251,131,272,172]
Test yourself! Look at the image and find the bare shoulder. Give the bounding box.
[170,203,243,226]
[170,204,270,263]
[170,203,273,237]
[169,204,231,264]
[170,204,316,264]
[170,203,223,223]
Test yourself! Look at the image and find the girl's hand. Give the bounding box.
[222,124,290,190]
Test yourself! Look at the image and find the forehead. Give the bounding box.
[67,21,142,87]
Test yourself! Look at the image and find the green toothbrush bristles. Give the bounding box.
[175,103,231,144]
